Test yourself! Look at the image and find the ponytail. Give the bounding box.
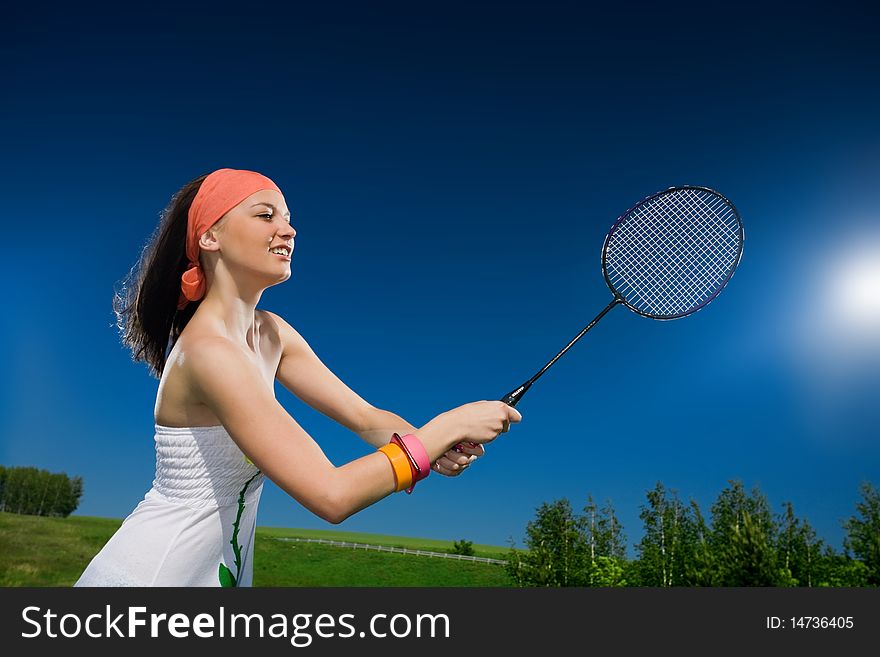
[112,174,208,379]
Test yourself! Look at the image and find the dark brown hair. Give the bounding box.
[112,174,208,379]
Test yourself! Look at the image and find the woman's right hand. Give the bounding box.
[416,401,521,462]
[446,400,522,444]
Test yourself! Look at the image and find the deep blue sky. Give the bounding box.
[2,1,878,552]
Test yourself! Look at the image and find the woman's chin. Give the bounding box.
[249,262,292,287]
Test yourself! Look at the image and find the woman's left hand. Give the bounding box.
[432,443,485,477]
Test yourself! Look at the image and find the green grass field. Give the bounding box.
[0,512,514,587]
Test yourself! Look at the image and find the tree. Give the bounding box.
[584,496,627,586]
[0,465,6,512]
[727,511,780,585]
[451,539,475,556]
[590,556,627,587]
[595,499,627,560]
[776,501,824,587]
[636,482,694,586]
[506,498,588,586]
[0,465,83,517]
[686,500,717,586]
[61,475,84,517]
[710,480,780,586]
[815,547,871,587]
[842,482,880,585]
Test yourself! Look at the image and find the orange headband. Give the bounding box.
[177,168,282,310]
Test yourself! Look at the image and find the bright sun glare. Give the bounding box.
[829,244,880,333]
[791,232,880,433]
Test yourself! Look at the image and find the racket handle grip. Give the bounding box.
[500,382,530,407]
[452,383,530,452]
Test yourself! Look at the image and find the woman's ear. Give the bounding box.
[199,228,222,253]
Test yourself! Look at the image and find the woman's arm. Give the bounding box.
[262,310,485,473]
[262,309,391,443]
[184,336,465,524]
[183,336,519,521]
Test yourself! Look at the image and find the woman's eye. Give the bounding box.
[259,213,273,220]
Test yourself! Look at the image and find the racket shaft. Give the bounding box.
[452,297,620,453]
[509,296,621,403]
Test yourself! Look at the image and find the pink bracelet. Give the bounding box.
[398,434,431,481]
[391,433,431,494]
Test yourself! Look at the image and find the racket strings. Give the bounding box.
[628,193,736,309]
[613,191,739,314]
[604,188,741,317]
[612,204,736,315]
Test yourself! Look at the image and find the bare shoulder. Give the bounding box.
[258,309,308,354]
[174,331,239,359]
[259,309,296,335]
[183,335,256,388]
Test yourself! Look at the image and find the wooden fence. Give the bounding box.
[272,537,506,565]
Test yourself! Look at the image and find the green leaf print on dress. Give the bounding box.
[219,470,262,587]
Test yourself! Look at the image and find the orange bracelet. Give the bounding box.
[379,443,413,492]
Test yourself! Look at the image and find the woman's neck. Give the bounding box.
[194,294,261,351]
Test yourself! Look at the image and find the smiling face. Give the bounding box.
[199,189,296,287]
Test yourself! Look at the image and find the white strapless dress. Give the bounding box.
[75,424,264,587]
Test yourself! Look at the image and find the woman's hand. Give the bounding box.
[417,400,522,461]
[434,442,485,477]
[444,400,522,445]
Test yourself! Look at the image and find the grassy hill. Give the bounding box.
[0,512,514,587]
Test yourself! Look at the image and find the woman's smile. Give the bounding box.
[267,242,293,261]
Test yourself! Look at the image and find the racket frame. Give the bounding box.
[601,185,745,321]
[501,185,744,407]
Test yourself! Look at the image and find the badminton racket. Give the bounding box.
[454,185,744,451]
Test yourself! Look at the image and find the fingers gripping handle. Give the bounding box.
[452,383,530,452]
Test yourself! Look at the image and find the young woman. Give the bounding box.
[74,168,521,587]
